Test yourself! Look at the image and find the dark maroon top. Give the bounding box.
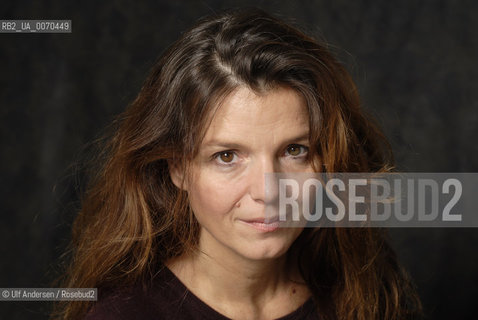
[85,266,319,320]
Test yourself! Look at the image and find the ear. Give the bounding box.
[168,160,188,191]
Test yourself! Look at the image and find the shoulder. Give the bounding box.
[84,285,158,320]
[84,267,189,320]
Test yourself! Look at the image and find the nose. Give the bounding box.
[248,155,279,204]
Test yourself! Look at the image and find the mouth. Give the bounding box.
[238,217,280,232]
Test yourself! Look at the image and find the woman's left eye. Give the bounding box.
[285,144,308,157]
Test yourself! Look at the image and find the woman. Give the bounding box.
[54,8,422,320]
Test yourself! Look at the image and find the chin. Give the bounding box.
[240,239,292,261]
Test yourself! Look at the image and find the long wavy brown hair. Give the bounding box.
[53,8,422,320]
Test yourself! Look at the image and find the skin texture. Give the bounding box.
[168,86,314,319]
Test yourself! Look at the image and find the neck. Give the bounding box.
[173,234,294,303]
[200,244,289,305]
[166,230,308,313]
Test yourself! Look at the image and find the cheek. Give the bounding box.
[188,175,244,220]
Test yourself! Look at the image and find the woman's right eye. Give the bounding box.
[213,151,237,165]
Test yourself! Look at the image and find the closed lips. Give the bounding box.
[239,218,280,232]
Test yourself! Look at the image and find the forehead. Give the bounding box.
[202,86,309,143]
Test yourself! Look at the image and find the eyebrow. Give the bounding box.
[201,132,310,150]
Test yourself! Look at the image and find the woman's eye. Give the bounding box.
[285,144,308,157]
[215,151,236,164]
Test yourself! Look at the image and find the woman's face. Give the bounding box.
[171,86,315,262]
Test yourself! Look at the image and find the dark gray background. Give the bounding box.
[1,0,477,319]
